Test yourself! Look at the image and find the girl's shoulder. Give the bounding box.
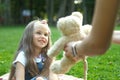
[13,51,27,67]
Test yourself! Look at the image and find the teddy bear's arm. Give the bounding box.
[81,24,92,35]
[47,37,68,58]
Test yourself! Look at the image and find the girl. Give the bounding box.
[8,19,58,80]
[7,19,83,80]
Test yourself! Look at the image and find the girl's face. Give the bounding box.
[33,20,50,51]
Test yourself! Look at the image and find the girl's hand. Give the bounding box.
[36,77,44,80]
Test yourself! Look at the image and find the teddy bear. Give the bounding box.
[47,11,92,80]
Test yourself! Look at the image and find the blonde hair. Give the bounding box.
[9,20,52,80]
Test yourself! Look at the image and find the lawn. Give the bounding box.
[0,25,120,80]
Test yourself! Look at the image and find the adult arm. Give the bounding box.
[77,0,119,56]
[65,0,119,58]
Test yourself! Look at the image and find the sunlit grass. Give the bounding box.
[0,25,120,80]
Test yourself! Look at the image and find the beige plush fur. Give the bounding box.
[47,12,92,80]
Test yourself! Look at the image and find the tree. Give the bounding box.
[46,0,54,25]
[82,0,95,24]
[0,0,11,25]
[57,0,75,19]
[0,0,95,25]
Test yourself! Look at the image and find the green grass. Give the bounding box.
[0,25,120,80]
[0,26,24,74]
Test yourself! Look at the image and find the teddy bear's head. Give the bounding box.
[57,12,83,36]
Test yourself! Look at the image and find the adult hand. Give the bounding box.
[64,42,80,62]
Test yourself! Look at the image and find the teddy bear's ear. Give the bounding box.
[71,12,83,20]
[71,12,83,26]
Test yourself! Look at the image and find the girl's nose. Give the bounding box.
[41,34,46,38]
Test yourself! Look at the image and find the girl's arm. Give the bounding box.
[15,62,25,80]
[49,70,58,80]
[48,59,58,80]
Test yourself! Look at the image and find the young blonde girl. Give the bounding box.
[6,19,83,80]
[8,19,58,80]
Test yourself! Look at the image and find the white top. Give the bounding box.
[13,51,43,67]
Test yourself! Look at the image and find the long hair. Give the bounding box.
[8,20,52,80]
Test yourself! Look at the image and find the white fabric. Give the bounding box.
[13,51,27,66]
[0,73,83,80]
[34,55,42,63]
[13,51,43,67]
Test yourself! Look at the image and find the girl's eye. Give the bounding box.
[36,32,41,35]
[44,33,48,36]
[36,31,48,37]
